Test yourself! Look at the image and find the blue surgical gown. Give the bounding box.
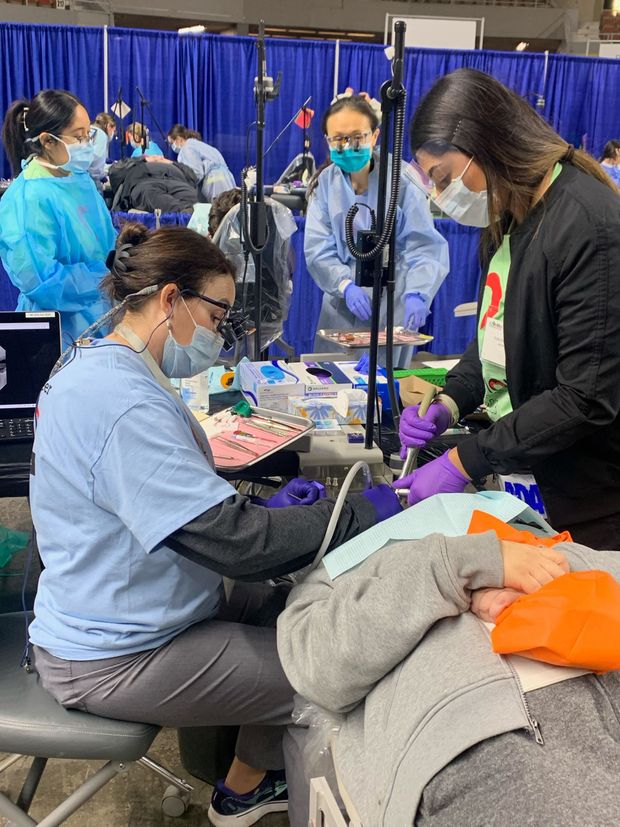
[305,155,449,346]
[178,138,236,202]
[131,141,165,158]
[601,162,620,186]
[0,169,117,344]
[89,126,109,191]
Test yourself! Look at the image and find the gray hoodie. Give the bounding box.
[277,533,620,826]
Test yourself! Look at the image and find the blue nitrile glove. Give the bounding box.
[403,293,429,331]
[393,451,470,506]
[344,284,372,321]
[355,352,370,375]
[265,478,327,508]
[360,483,402,522]
[399,399,452,459]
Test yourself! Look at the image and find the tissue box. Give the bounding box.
[288,388,377,425]
[239,360,306,413]
[288,361,353,397]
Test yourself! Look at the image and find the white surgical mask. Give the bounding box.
[433,156,489,228]
[161,297,223,378]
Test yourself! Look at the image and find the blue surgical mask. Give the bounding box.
[161,298,224,378]
[170,142,180,155]
[51,136,95,175]
[330,146,372,174]
[432,157,489,228]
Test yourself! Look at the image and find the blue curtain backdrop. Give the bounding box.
[0,23,104,175]
[336,43,620,159]
[3,22,619,178]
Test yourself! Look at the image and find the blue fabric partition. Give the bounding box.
[0,23,105,176]
[336,43,620,159]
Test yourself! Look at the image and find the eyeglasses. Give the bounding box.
[325,131,373,152]
[403,159,434,198]
[58,127,97,145]
[183,289,231,330]
[183,289,253,349]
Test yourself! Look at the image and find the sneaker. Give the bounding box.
[207,769,288,827]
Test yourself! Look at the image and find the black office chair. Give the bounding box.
[0,612,193,826]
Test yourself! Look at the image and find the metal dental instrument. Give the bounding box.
[217,436,261,458]
[393,386,438,501]
[249,421,290,438]
[235,428,278,442]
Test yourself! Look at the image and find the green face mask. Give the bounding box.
[330,146,371,173]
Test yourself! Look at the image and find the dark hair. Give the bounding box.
[100,222,235,316]
[208,188,242,236]
[409,69,618,249]
[94,112,116,132]
[307,94,380,197]
[168,124,202,141]
[600,139,620,162]
[2,89,83,176]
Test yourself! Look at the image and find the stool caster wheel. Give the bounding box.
[162,784,191,817]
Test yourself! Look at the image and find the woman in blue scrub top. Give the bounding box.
[167,123,236,202]
[0,90,116,344]
[29,222,399,827]
[304,94,449,363]
[127,121,164,157]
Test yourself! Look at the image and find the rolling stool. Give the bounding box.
[0,612,193,825]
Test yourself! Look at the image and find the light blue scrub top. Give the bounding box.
[0,166,116,345]
[29,342,236,661]
[131,141,164,157]
[304,154,449,333]
[177,138,236,201]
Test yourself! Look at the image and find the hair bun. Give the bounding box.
[117,221,149,249]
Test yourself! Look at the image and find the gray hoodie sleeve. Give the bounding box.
[277,532,503,713]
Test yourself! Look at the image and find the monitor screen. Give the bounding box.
[0,312,61,415]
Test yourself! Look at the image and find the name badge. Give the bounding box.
[481,317,506,368]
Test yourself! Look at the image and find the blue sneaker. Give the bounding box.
[207,770,288,826]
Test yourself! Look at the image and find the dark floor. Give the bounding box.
[0,728,290,826]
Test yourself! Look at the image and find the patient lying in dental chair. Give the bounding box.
[277,529,620,827]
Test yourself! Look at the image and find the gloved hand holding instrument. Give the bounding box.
[394,387,470,505]
[257,478,327,508]
[403,293,429,331]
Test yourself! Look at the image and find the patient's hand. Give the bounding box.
[471,588,523,622]
[501,540,569,594]
[145,155,172,164]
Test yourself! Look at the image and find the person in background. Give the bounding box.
[398,69,620,549]
[0,90,116,343]
[89,112,116,192]
[304,93,449,366]
[127,121,164,157]
[29,222,401,827]
[167,124,235,202]
[600,139,620,186]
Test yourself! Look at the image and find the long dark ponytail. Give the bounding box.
[2,89,82,176]
[306,94,380,199]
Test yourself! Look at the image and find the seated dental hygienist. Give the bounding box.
[29,222,400,827]
[278,532,620,826]
[304,92,449,365]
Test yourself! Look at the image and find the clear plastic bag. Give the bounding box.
[291,695,344,787]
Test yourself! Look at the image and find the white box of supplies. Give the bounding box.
[239,360,306,413]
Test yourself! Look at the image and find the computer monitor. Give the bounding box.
[0,311,61,419]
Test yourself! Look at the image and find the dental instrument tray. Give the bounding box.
[317,328,434,349]
[199,403,314,472]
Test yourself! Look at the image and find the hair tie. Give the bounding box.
[106,243,133,277]
[21,107,29,133]
[563,144,575,162]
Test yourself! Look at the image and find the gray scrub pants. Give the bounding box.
[33,582,295,772]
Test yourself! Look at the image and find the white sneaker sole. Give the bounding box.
[207,800,288,827]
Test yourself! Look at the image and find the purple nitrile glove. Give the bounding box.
[265,478,327,508]
[393,451,469,506]
[399,400,452,459]
[360,483,402,523]
[403,293,429,331]
[344,283,372,321]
